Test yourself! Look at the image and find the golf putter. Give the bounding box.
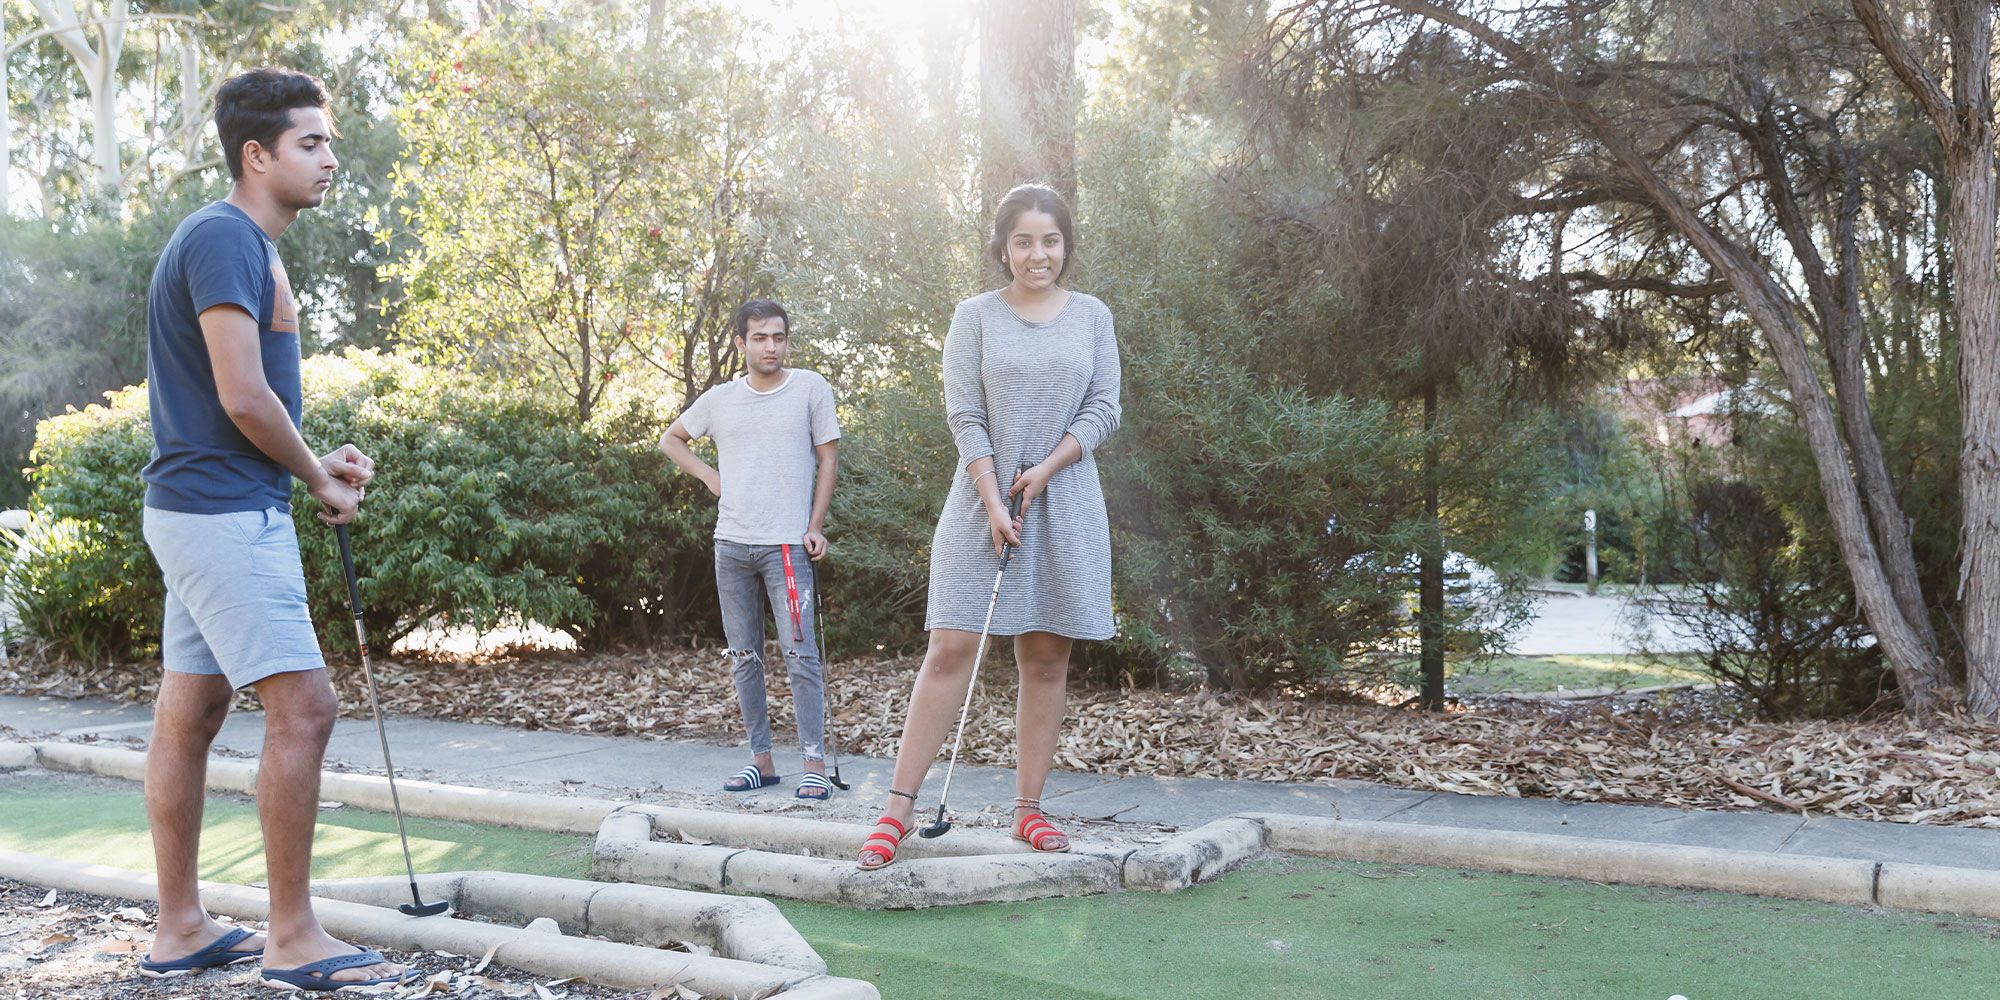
[921,471,1027,839]
[333,521,450,917]
[812,559,849,790]
[782,543,849,789]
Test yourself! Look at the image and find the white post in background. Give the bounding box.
[1584,508,1599,597]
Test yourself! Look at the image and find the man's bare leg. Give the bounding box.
[146,670,267,961]
[251,668,403,982]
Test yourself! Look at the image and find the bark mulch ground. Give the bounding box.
[0,880,707,999]
[7,646,2000,829]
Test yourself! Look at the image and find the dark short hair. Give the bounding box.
[988,184,1076,283]
[214,68,335,180]
[733,299,790,340]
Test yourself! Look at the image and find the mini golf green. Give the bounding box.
[3,772,1995,998]
[777,856,1999,999]
[0,771,591,883]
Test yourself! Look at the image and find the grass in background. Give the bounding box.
[1444,653,1709,694]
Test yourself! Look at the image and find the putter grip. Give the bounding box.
[335,523,363,622]
[1001,469,1028,567]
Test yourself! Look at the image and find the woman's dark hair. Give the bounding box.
[733,299,790,340]
[214,68,334,180]
[988,183,1076,284]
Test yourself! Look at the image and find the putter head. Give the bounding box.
[829,774,851,791]
[400,899,450,917]
[918,803,951,838]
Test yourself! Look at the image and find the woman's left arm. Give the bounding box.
[1012,306,1123,512]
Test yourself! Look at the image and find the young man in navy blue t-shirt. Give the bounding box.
[136,69,408,990]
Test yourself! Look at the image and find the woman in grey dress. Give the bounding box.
[858,184,1121,870]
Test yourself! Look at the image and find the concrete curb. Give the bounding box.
[1877,863,2000,920]
[21,737,2000,921]
[314,771,618,835]
[309,870,826,975]
[20,740,620,833]
[1123,817,1268,892]
[1246,813,1878,906]
[32,740,260,794]
[0,850,876,999]
[593,806,1121,908]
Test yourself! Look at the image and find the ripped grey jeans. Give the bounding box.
[714,540,825,761]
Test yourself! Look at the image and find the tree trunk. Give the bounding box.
[1746,102,1940,655]
[1943,15,2000,715]
[1420,386,1445,711]
[978,0,1078,214]
[1852,0,1999,714]
[26,0,123,202]
[2,6,11,216]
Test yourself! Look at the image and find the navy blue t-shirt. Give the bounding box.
[140,201,304,514]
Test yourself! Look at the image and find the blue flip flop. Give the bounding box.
[259,947,412,992]
[723,764,781,792]
[138,925,263,978]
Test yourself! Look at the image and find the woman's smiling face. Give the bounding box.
[1004,209,1066,291]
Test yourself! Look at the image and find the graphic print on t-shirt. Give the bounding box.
[270,261,298,335]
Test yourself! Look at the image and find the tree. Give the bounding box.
[1240,22,1591,707]
[979,0,1078,210]
[386,6,767,422]
[1325,0,1955,713]
[1851,0,2000,714]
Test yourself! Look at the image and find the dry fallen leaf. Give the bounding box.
[36,931,75,949]
[97,939,138,954]
[472,940,502,974]
[36,889,57,907]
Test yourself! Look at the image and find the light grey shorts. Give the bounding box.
[142,505,326,689]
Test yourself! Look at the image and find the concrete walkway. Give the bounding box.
[3,692,1996,875]
[1507,590,1704,656]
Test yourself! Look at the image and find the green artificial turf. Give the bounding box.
[778,856,1999,1000]
[0,772,591,882]
[4,773,1995,999]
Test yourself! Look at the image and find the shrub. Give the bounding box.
[14,350,713,663]
[1649,478,1888,717]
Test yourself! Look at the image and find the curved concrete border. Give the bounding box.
[0,850,876,999]
[595,806,1122,909]
[1246,813,1888,907]
[1123,817,1267,892]
[310,871,825,974]
[19,740,617,835]
[22,738,1997,920]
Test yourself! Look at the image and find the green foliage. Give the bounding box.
[10,391,157,663]
[12,350,714,664]
[385,6,767,422]
[1653,477,1887,718]
[1071,89,1557,690]
[1103,333,1420,687]
[0,199,190,508]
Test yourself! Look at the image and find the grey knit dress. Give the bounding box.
[924,289,1122,640]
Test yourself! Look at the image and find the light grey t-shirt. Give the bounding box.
[678,369,841,545]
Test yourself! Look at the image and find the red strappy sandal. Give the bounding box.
[1011,797,1071,853]
[857,790,917,870]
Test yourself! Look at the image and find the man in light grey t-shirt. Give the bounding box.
[660,299,842,800]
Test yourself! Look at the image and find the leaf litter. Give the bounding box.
[11,646,2000,828]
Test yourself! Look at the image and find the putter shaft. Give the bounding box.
[335,523,437,911]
